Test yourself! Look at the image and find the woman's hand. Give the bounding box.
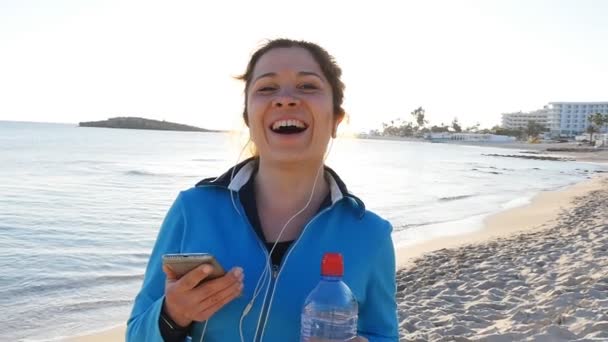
[162,264,244,327]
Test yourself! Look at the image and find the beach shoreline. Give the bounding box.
[65,174,608,341]
[396,173,608,340]
[394,173,607,268]
[358,136,608,164]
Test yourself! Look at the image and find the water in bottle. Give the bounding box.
[300,253,358,341]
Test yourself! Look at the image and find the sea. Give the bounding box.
[1,121,606,341]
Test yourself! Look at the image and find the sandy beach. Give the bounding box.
[67,173,608,342]
[396,174,608,340]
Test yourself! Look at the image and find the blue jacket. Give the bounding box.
[127,159,399,341]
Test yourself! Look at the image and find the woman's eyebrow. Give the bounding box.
[253,72,276,83]
[298,71,323,80]
[252,71,323,83]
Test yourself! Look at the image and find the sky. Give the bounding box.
[1,0,607,133]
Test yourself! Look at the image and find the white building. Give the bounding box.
[575,133,608,147]
[501,108,549,130]
[547,102,608,137]
[428,133,516,143]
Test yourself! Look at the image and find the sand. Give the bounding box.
[66,174,608,342]
[64,326,125,342]
[396,174,608,340]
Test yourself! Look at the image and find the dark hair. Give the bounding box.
[237,39,345,126]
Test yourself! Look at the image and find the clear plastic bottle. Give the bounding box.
[300,253,358,342]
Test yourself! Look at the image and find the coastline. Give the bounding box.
[63,326,125,342]
[65,174,608,342]
[359,136,608,163]
[396,173,608,339]
[395,174,607,268]
[450,141,608,162]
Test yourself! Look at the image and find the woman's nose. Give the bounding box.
[272,95,300,108]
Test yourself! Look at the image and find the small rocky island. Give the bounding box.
[79,117,220,132]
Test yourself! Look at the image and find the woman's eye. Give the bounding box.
[299,83,318,90]
[257,86,277,93]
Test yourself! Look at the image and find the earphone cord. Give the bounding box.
[257,138,334,341]
[199,320,208,342]
[245,138,335,342]
[201,132,335,341]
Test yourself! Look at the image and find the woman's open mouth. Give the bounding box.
[269,119,309,135]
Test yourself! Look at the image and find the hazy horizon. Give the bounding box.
[1,0,607,133]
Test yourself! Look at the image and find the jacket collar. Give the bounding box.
[196,157,366,217]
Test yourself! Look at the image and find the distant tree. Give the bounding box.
[465,122,481,133]
[381,118,415,137]
[430,125,450,133]
[587,125,598,143]
[410,107,428,130]
[525,120,547,138]
[451,118,462,133]
[587,112,605,142]
[591,112,604,127]
[493,126,525,139]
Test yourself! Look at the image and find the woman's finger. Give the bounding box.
[176,264,213,291]
[193,280,243,321]
[193,267,243,302]
[162,264,179,281]
[198,276,243,307]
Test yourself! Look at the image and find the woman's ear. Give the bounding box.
[332,114,345,138]
[243,109,249,127]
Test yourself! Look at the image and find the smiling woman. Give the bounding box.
[237,39,346,166]
[126,39,398,342]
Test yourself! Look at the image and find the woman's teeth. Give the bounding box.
[270,119,308,134]
[271,119,306,130]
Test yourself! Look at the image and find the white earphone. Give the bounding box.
[200,124,337,342]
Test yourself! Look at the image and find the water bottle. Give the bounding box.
[300,253,358,341]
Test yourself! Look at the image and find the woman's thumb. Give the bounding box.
[163,264,178,281]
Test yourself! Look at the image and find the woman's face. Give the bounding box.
[246,47,339,166]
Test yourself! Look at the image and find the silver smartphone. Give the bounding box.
[162,253,226,283]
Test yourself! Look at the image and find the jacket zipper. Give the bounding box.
[233,197,273,342]
[257,203,337,341]
[237,190,337,342]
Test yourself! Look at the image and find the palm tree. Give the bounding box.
[587,113,604,143]
[451,117,462,133]
[587,124,598,143]
[410,107,428,131]
[525,120,545,138]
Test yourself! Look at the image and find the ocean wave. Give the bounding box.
[438,194,476,202]
[396,219,454,230]
[72,159,116,165]
[39,298,133,317]
[471,168,502,175]
[4,274,144,298]
[192,158,223,162]
[93,273,145,284]
[124,170,159,176]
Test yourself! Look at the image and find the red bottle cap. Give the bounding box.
[321,253,344,277]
